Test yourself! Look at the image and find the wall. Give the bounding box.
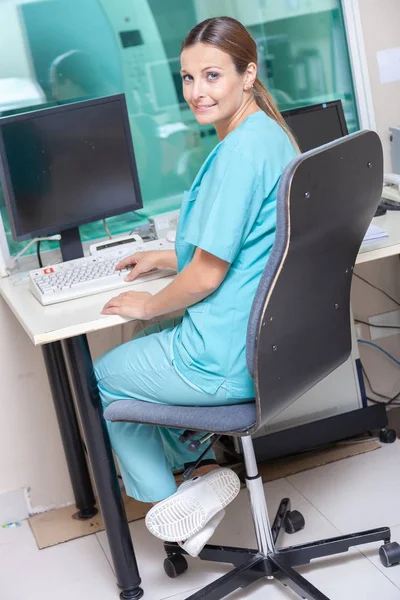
[352,0,400,405]
[0,298,73,510]
[0,289,142,512]
[357,0,400,171]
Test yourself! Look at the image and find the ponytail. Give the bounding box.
[253,78,300,153]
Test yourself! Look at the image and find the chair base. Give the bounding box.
[164,496,396,600]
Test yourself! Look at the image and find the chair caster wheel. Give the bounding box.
[379,428,397,444]
[164,554,188,578]
[379,542,400,567]
[284,510,305,534]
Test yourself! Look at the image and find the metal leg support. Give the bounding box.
[271,556,330,600]
[61,335,143,599]
[242,435,275,555]
[184,556,266,600]
[271,497,291,545]
[277,527,391,566]
[42,341,97,519]
[164,542,259,567]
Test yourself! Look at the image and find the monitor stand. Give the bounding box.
[59,226,84,262]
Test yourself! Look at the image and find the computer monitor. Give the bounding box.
[0,94,142,260]
[282,100,348,152]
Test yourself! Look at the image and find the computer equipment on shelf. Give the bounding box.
[381,172,400,209]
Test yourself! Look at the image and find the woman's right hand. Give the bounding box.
[116,251,160,282]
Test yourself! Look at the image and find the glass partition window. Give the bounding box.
[0,0,358,257]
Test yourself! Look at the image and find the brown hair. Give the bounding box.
[181,16,299,152]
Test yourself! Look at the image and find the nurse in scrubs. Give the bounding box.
[95,16,298,556]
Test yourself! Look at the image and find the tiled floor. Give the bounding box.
[2,440,400,600]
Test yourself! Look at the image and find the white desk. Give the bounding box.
[0,273,174,345]
[357,212,400,264]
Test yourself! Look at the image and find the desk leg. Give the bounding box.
[42,342,97,519]
[61,335,143,600]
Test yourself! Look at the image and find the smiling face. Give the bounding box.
[180,42,257,139]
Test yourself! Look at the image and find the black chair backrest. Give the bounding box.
[246,130,383,432]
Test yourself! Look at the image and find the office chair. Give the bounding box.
[104,130,400,599]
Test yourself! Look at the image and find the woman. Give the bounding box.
[95,16,298,556]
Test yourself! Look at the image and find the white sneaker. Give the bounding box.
[145,468,240,542]
[178,509,226,557]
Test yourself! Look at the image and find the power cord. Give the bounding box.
[36,240,43,268]
[103,219,112,239]
[353,272,400,308]
[10,234,61,270]
[358,339,400,367]
[354,275,400,405]
[361,363,400,407]
[359,340,400,406]
[355,319,400,331]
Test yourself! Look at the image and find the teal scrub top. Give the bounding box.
[172,110,297,398]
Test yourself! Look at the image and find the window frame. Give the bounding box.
[340,0,376,130]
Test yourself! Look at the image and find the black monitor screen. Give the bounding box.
[282,101,348,153]
[0,94,142,241]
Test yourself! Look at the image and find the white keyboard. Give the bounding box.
[29,238,175,305]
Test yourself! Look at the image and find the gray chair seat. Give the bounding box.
[104,399,256,433]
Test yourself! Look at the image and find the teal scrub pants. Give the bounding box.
[94,319,239,503]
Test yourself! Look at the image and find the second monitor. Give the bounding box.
[282,100,348,152]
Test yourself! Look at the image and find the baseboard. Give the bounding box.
[0,488,30,524]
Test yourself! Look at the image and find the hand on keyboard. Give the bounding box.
[116,251,160,282]
[28,237,175,305]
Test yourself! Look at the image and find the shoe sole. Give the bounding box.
[145,468,240,542]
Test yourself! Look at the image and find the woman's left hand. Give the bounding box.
[101,291,153,319]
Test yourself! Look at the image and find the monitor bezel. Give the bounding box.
[282,99,349,142]
[0,93,143,242]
